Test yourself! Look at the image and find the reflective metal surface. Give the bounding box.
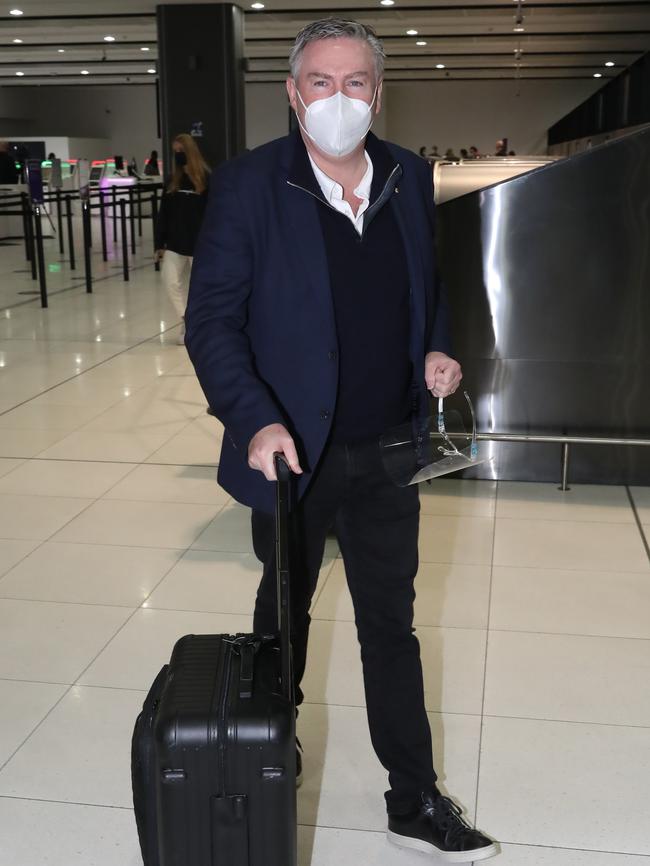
[437,126,650,484]
[433,157,557,205]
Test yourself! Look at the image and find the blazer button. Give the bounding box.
[328,350,337,361]
[320,409,331,420]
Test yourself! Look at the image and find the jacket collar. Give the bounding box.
[286,129,400,208]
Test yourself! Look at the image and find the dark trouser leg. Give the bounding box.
[335,441,436,815]
[251,443,345,706]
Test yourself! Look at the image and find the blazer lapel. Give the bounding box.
[390,186,427,345]
[281,134,336,330]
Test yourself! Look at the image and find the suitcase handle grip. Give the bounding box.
[273,452,293,703]
[273,451,291,483]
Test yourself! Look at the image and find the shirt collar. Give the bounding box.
[307,150,373,206]
[288,130,399,206]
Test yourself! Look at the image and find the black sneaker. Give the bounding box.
[296,738,303,788]
[388,790,498,862]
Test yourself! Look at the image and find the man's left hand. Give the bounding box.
[425,352,463,399]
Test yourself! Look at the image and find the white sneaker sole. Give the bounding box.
[387,829,498,862]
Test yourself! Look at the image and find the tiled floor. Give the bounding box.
[1,228,650,865]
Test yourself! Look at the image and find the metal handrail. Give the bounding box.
[477,432,650,447]
[475,431,650,490]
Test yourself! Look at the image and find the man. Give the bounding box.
[185,18,497,862]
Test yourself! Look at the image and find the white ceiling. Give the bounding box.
[0,0,648,85]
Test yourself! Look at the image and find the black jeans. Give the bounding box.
[252,438,436,814]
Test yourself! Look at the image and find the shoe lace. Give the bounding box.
[423,795,475,846]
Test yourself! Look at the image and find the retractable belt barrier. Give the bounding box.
[0,182,164,307]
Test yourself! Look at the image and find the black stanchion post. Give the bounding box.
[56,189,64,255]
[128,188,136,255]
[120,199,129,281]
[86,193,93,249]
[26,205,37,281]
[65,195,75,271]
[82,198,92,293]
[99,190,107,262]
[21,192,32,263]
[111,185,117,243]
[151,190,160,272]
[33,204,48,308]
[137,183,143,237]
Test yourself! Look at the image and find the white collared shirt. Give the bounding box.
[308,151,373,236]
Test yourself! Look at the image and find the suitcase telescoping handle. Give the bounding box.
[274,452,293,703]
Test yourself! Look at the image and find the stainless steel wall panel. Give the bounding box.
[436,127,650,484]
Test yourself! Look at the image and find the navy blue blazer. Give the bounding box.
[185,130,452,513]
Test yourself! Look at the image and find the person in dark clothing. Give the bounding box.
[185,17,497,863]
[144,149,160,176]
[0,141,19,184]
[155,134,210,343]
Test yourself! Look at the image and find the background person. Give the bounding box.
[185,17,496,863]
[144,149,160,176]
[154,134,210,344]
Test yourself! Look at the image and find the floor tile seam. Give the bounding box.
[0,262,153,314]
[0,326,181,420]
[0,793,133,811]
[77,456,146,500]
[10,479,120,548]
[626,486,650,567]
[129,604,484,624]
[481,711,650,731]
[2,538,188,552]
[494,841,650,859]
[61,554,191,697]
[495,514,636,524]
[298,700,481,717]
[0,593,143,609]
[127,529,223,615]
[295,822,388,836]
[417,557,493,566]
[491,560,650,574]
[495,514,638,526]
[473,479,499,822]
[96,495,229,507]
[0,490,124,501]
[299,821,650,858]
[0,536,194,550]
[0,456,218,469]
[309,615,487,630]
[0,677,86,774]
[0,537,46,582]
[54,537,224,712]
[485,626,650,642]
[0,675,72,687]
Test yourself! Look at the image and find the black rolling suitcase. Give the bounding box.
[131,454,297,866]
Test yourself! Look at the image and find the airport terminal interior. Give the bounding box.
[1,1,650,865]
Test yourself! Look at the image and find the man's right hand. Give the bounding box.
[248,423,303,480]
[154,249,165,263]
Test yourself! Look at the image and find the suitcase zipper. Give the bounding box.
[217,641,234,797]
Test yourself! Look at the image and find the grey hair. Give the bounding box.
[289,18,385,81]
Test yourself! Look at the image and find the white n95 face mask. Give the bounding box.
[296,87,377,158]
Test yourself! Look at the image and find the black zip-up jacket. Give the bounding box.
[155,173,209,256]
